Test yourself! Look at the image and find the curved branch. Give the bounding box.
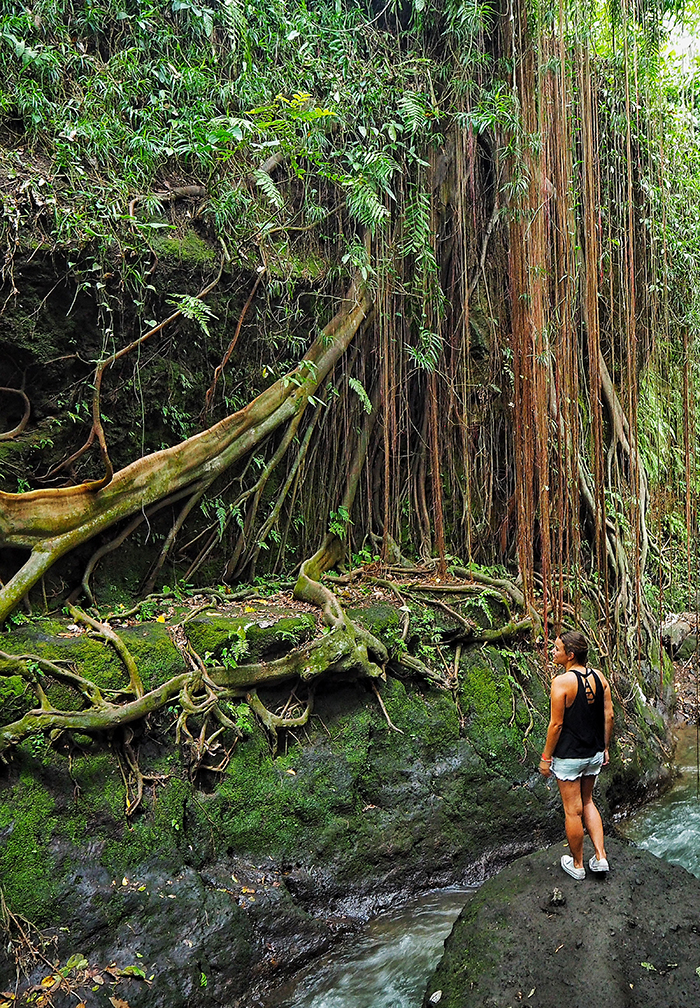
[203,270,265,417]
[0,283,372,623]
[44,259,225,491]
[67,605,144,698]
[0,388,30,442]
[67,484,199,606]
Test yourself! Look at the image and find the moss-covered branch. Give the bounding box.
[0,284,371,623]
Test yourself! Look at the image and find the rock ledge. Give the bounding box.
[425,837,700,1008]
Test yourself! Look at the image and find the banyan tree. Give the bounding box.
[1,0,699,743]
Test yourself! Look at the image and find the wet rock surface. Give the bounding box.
[0,854,350,1008]
[424,836,700,1008]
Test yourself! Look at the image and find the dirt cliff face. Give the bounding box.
[424,837,700,1008]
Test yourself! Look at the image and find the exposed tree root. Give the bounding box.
[66,485,197,606]
[67,604,144,697]
[0,283,372,623]
[246,687,315,756]
[0,387,31,441]
[371,681,404,733]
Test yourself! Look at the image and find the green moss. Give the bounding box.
[0,674,33,722]
[346,604,401,636]
[0,620,126,701]
[429,885,517,1005]
[151,232,216,264]
[184,614,316,663]
[459,647,546,772]
[118,624,186,689]
[0,770,59,920]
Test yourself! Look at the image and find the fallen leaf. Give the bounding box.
[241,886,256,893]
[120,966,147,979]
[109,999,131,1008]
[40,976,57,987]
[93,975,104,984]
[121,877,129,886]
[156,614,166,623]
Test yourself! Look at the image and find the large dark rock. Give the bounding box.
[424,837,700,1008]
[0,614,673,1008]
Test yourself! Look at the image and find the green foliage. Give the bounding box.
[348,377,373,414]
[217,624,251,670]
[168,294,218,337]
[329,506,353,540]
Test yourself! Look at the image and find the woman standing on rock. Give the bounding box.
[539,630,614,880]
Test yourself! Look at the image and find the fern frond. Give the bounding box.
[220,0,246,47]
[253,168,284,208]
[346,179,389,233]
[169,294,218,336]
[348,377,373,414]
[405,329,442,371]
[398,91,432,133]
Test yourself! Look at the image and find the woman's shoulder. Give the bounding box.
[551,668,579,692]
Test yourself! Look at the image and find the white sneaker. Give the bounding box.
[589,855,609,872]
[561,855,586,880]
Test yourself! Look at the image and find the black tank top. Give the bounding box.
[553,668,605,758]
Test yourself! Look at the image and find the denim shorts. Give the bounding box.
[551,751,604,781]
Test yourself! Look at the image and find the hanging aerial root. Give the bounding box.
[246,686,315,756]
[371,682,404,733]
[0,387,31,441]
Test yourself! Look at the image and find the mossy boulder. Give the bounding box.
[0,619,187,715]
[0,607,673,1008]
[184,612,317,663]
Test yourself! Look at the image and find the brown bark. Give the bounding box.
[0,285,372,623]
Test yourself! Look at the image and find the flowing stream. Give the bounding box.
[270,727,700,1007]
[618,725,700,878]
[266,888,475,1008]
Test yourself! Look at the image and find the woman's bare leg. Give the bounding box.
[556,778,585,868]
[581,774,606,861]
